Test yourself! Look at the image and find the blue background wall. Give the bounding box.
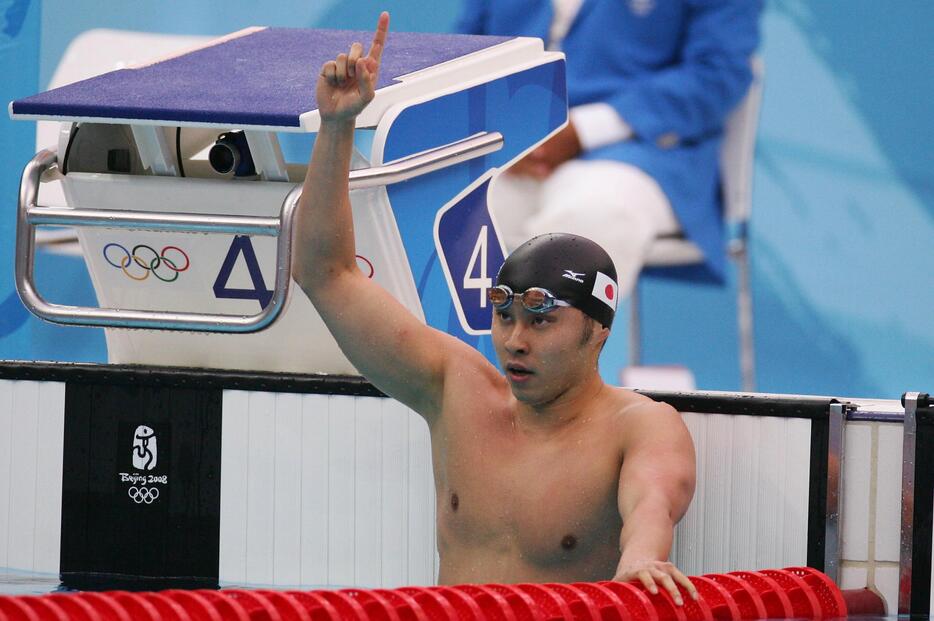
[0,0,39,358]
[2,0,931,399]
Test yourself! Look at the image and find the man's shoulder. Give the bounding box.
[606,386,679,419]
[601,387,683,444]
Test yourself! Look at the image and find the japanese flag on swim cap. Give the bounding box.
[495,233,618,329]
[591,271,618,312]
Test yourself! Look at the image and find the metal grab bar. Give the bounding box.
[15,131,503,333]
[26,208,281,236]
[348,131,502,188]
[16,149,299,333]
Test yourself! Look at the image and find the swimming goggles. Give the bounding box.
[487,285,571,313]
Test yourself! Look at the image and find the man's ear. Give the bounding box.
[592,321,610,353]
[597,323,610,344]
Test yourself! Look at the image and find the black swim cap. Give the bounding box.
[495,233,618,328]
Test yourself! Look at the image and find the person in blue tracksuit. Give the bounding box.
[457,0,762,295]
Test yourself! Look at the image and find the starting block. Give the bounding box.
[10,26,567,374]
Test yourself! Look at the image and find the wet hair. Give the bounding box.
[495,233,618,329]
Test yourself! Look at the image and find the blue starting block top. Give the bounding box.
[9,27,514,130]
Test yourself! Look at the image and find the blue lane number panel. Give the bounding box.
[434,174,507,335]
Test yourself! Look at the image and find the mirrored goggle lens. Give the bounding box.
[488,287,558,312]
[519,289,550,311]
[488,286,512,308]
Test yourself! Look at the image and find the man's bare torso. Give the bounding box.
[430,367,649,584]
[295,13,697,593]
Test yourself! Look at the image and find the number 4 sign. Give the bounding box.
[434,175,507,334]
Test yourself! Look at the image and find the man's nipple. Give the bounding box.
[450,493,459,511]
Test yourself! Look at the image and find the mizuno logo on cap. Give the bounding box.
[562,270,585,284]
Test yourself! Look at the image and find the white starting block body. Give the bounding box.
[10,27,567,374]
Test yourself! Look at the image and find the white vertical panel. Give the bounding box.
[781,418,810,567]
[273,393,303,584]
[702,414,733,573]
[327,395,356,586]
[354,397,383,587]
[219,390,437,587]
[874,424,903,562]
[8,381,40,569]
[730,415,760,571]
[245,391,276,583]
[673,412,812,575]
[220,390,251,583]
[672,413,706,574]
[0,380,14,567]
[407,414,434,585]
[33,381,65,572]
[756,416,786,567]
[300,394,330,586]
[381,399,410,587]
[842,423,872,561]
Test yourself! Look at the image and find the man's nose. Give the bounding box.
[504,323,529,355]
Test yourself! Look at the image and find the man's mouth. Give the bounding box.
[506,363,533,382]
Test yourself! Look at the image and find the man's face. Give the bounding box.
[491,301,599,405]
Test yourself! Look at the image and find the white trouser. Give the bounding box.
[488,159,681,297]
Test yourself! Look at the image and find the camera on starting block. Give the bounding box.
[208,131,256,177]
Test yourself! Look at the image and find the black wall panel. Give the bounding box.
[61,382,222,588]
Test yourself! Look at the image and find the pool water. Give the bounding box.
[0,568,65,595]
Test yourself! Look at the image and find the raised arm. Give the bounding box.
[291,13,469,420]
[614,401,698,603]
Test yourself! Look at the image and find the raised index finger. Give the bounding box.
[367,11,389,64]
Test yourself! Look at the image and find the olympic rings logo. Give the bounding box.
[127,486,160,504]
[103,244,190,282]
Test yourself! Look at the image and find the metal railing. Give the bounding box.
[15,132,503,333]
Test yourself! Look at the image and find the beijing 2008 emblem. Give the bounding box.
[119,424,169,505]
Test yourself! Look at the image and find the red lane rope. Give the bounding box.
[513,583,575,621]
[0,567,850,621]
[572,582,633,621]
[598,580,660,621]
[199,589,251,621]
[397,587,458,621]
[689,576,743,621]
[726,571,793,618]
[342,588,401,621]
[286,590,340,620]
[701,574,767,620]
[757,569,822,620]
[432,585,487,620]
[784,567,848,619]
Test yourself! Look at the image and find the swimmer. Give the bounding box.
[292,12,698,600]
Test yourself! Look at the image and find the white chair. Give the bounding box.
[628,57,765,391]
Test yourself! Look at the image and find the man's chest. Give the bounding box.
[434,422,623,564]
